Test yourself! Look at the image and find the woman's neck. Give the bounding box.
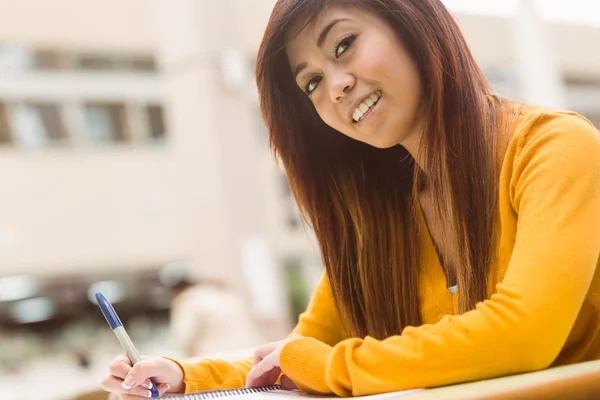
[399,116,426,172]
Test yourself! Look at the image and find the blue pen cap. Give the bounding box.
[96,292,123,330]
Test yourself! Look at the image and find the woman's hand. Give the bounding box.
[100,354,185,399]
[245,334,304,390]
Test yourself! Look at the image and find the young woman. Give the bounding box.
[102,0,600,398]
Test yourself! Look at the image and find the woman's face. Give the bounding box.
[286,5,423,150]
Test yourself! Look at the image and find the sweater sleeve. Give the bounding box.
[279,113,600,396]
[170,272,343,393]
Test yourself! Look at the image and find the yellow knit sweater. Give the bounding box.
[172,106,600,396]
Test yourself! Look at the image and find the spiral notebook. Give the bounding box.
[164,385,423,399]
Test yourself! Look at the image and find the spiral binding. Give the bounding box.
[166,385,283,399]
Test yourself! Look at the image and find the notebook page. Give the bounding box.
[165,387,424,399]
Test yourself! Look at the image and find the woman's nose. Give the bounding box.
[328,73,355,103]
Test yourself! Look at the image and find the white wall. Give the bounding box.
[0,148,188,276]
[0,0,155,53]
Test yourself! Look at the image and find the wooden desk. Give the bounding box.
[401,359,600,400]
[140,349,600,400]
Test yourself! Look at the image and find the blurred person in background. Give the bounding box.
[101,0,600,398]
[169,276,264,358]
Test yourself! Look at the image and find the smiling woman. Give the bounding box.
[101,0,600,398]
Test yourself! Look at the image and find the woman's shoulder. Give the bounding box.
[503,104,600,207]
[512,103,598,140]
[507,103,600,158]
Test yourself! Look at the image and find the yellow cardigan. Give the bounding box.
[171,106,600,396]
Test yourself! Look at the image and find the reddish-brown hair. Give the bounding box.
[256,0,514,339]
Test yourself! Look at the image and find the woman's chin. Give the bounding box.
[364,136,400,150]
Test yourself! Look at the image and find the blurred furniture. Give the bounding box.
[73,390,110,400]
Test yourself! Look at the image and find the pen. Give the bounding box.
[95,291,160,398]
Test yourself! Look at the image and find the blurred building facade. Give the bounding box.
[0,0,599,339]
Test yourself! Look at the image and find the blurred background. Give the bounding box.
[0,0,598,399]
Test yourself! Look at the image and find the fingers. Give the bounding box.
[252,354,262,367]
[260,367,281,388]
[252,335,303,367]
[100,374,122,392]
[157,383,172,396]
[111,383,169,400]
[117,353,134,366]
[280,374,299,391]
[124,359,166,389]
[246,352,280,388]
[123,387,153,398]
[109,354,133,379]
[247,367,281,388]
[252,342,275,367]
[100,374,155,398]
[102,354,182,399]
[101,375,149,392]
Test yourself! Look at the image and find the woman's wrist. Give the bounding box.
[161,356,186,393]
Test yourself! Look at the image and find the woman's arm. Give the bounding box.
[171,272,344,393]
[278,113,600,396]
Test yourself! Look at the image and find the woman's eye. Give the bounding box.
[305,77,322,95]
[335,34,356,58]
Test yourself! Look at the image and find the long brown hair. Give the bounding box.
[256,0,514,339]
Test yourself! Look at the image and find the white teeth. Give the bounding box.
[352,91,382,122]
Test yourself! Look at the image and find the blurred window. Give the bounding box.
[565,75,600,86]
[130,57,157,72]
[146,105,166,141]
[0,45,34,73]
[0,45,156,73]
[78,55,117,71]
[11,104,47,148]
[84,103,128,144]
[77,54,156,73]
[11,103,68,148]
[0,102,12,145]
[33,50,72,71]
[36,103,68,142]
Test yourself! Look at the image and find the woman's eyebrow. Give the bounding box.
[316,18,350,47]
[293,62,308,81]
[292,17,352,80]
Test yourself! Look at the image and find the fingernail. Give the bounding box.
[146,381,153,390]
[122,376,135,389]
[146,390,152,398]
[166,384,171,391]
